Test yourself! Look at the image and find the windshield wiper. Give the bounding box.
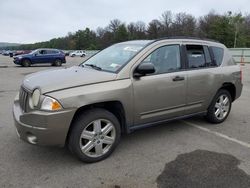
[84,64,102,71]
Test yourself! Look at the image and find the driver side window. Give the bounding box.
[38,50,46,55]
[141,45,181,74]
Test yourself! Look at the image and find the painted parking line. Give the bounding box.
[182,120,250,149]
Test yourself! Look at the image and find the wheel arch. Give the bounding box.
[22,58,32,64]
[54,58,62,62]
[66,101,127,144]
[220,82,236,101]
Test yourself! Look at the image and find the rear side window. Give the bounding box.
[211,47,224,66]
[47,50,58,54]
[186,45,206,68]
[203,46,212,65]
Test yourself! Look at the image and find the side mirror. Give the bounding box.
[134,63,155,78]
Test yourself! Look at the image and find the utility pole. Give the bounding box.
[234,23,238,48]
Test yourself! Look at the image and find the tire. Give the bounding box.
[206,89,232,123]
[68,108,121,163]
[81,54,85,57]
[54,59,62,66]
[21,59,31,67]
[71,54,75,57]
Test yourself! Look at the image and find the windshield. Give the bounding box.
[30,49,38,54]
[82,42,149,73]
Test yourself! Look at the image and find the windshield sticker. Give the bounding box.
[124,46,142,52]
[110,63,120,68]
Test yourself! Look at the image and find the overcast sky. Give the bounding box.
[0,0,249,43]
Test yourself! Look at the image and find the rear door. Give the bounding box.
[184,44,218,114]
[46,50,58,63]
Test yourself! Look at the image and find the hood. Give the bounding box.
[23,66,117,93]
[16,53,32,58]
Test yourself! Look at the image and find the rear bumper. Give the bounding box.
[13,99,76,147]
[235,82,243,100]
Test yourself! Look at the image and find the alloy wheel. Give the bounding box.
[214,94,230,120]
[79,119,116,158]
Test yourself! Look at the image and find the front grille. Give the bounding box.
[19,86,30,112]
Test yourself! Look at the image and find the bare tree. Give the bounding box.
[128,21,146,39]
[160,11,173,36]
[108,19,122,32]
[172,12,196,36]
[147,19,163,39]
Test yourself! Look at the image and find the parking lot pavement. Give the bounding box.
[0,55,250,188]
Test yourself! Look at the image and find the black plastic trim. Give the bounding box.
[128,111,206,133]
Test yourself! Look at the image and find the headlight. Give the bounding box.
[41,96,62,111]
[18,56,22,59]
[32,89,40,107]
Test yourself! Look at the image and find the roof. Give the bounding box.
[118,37,222,47]
[155,36,219,43]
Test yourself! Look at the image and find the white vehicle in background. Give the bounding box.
[69,50,86,57]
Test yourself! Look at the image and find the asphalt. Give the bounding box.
[157,150,250,188]
[0,55,250,188]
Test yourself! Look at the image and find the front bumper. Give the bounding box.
[13,99,76,147]
[13,58,21,65]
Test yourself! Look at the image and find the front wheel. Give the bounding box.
[206,89,232,123]
[68,109,121,163]
[21,59,31,67]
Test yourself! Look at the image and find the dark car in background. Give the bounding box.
[13,48,66,67]
[10,50,32,57]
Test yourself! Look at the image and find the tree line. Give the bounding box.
[10,11,250,50]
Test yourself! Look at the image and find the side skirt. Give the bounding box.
[127,111,207,133]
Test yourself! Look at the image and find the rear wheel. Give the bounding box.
[206,89,232,123]
[54,59,62,66]
[68,108,121,163]
[21,59,31,67]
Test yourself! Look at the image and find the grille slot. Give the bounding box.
[19,87,29,112]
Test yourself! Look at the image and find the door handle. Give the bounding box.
[172,76,185,81]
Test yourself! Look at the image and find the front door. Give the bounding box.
[33,49,49,63]
[132,44,187,125]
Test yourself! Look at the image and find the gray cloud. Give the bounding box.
[0,0,249,43]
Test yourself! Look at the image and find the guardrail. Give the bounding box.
[84,50,100,56]
[229,48,250,63]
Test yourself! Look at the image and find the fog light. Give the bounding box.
[27,133,37,144]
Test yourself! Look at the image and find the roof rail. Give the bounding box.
[154,36,219,43]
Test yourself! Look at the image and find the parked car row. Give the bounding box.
[1,48,91,67]
[1,50,13,56]
[1,50,31,57]
[10,50,32,57]
[1,49,87,57]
